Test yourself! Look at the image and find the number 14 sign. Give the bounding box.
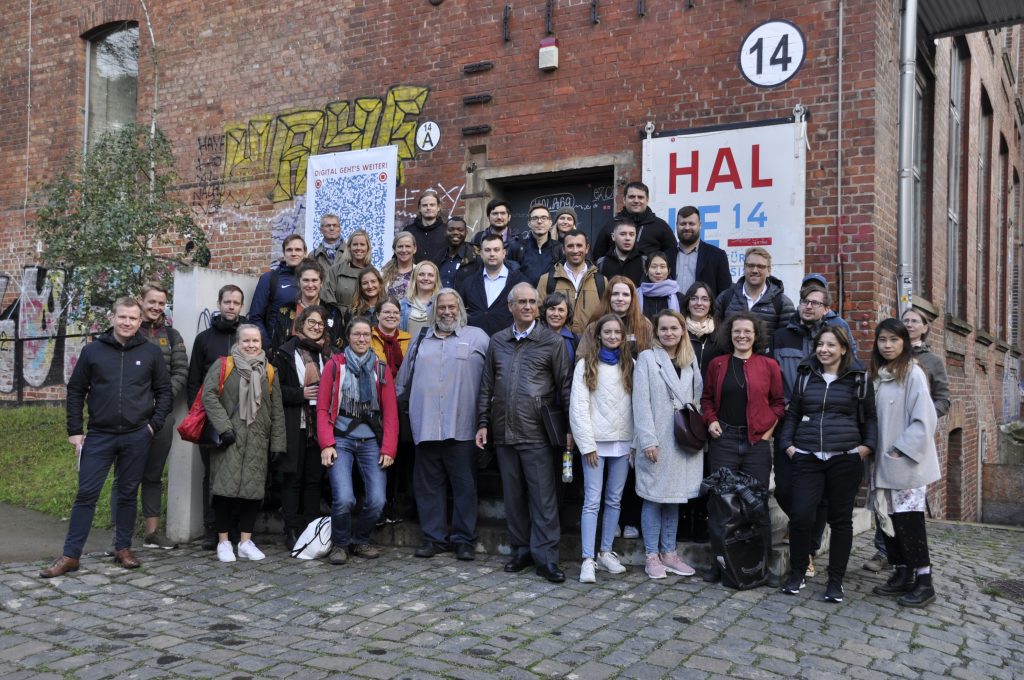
[739,20,806,88]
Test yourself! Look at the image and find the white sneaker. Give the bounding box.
[623,525,640,539]
[217,540,236,563]
[596,551,626,574]
[237,540,265,561]
[579,558,597,584]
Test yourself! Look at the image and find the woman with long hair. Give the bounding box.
[700,311,785,582]
[202,324,286,562]
[331,230,374,314]
[778,326,876,602]
[316,317,399,565]
[540,291,579,365]
[577,276,653,359]
[274,305,336,549]
[570,315,635,583]
[400,260,441,338]
[867,318,940,607]
[682,281,723,375]
[637,252,684,320]
[382,232,418,300]
[633,310,702,580]
[348,267,385,326]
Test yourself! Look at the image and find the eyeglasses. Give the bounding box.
[350,331,372,339]
[690,296,711,304]
[799,299,825,309]
[744,262,769,270]
[530,215,551,222]
[304,319,325,328]
[379,309,400,316]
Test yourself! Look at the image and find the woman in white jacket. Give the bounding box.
[869,318,939,607]
[570,314,635,584]
[633,310,702,580]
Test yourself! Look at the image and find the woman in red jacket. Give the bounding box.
[700,311,785,582]
[316,317,399,565]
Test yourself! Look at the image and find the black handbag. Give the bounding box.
[672,366,707,451]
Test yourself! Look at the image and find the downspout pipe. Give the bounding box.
[896,0,918,314]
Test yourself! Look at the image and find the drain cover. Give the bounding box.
[985,579,1024,603]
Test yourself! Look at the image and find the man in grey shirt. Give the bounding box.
[396,289,490,561]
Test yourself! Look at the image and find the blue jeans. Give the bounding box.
[580,455,629,559]
[328,436,386,547]
[63,428,152,559]
[641,501,680,554]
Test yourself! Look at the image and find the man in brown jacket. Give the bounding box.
[536,230,606,336]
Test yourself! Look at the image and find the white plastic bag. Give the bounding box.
[291,516,331,559]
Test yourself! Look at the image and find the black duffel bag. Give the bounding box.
[700,468,770,590]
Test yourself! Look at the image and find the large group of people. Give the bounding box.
[40,181,945,608]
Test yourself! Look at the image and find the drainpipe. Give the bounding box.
[896,0,918,314]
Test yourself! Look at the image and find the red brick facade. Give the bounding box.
[1,1,1021,519]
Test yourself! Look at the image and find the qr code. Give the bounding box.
[312,172,390,269]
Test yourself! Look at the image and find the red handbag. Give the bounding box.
[177,358,232,445]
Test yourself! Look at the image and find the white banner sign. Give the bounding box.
[643,120,806,298]
[306,146,398,270]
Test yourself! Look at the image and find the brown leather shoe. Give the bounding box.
[113,548,141,569]
[39,555,79,578]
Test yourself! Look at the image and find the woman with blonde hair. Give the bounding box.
[382,232,418,299]
[330,230,375,315]
[400,260,441,338]
[570,315,635,583]
[633,310,702,579]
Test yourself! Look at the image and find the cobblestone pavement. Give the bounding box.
[0,521,1021,680]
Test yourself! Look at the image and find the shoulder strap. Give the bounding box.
[855,372,866,425]
[595,272,605,298]
[797,370,810,399]
[218,357,234,394]
[545,267,557,295]
[405,327,430,390]
[267,365,275,394]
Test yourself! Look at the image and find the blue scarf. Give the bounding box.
[340,346,379,417]
[637,280,681,311]
[599,346,621,365]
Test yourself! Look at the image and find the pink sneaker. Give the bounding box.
[645,553,667,580]
[660,551,696,576]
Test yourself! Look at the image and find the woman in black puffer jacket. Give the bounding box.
[778,325,877,603]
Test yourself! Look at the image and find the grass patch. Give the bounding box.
[0,405,114,528]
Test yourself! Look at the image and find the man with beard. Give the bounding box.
[715,246,796,342]
[434,216,480,289]
[593,182,676,259]
[186,284,247,549]
[672,205,732,299]
[405,190,448,264]
[396,289,490,561]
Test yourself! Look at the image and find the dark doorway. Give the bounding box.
[489,168,616,245]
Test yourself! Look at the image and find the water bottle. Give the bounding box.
[561,449,573,483]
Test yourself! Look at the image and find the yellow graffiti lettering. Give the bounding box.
[222,85,431,202]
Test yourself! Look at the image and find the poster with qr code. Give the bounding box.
[305,146,398,270]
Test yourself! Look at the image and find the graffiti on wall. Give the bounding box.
[221,85,431,204]
[192,134,225,215]
[0,266,87,394]
[395,183,466,222]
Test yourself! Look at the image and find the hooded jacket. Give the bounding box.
[250,262,298,348]
[67,331,173,436]
[778,357,877,455]
[404,216,448,264]
[594,207,677,259]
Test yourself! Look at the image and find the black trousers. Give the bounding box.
[774,436,827,552]
[212,496,260,534]
[787,453,864,581]
[883,511,931,569]
[496,443,560,566]
[281,436,325,531]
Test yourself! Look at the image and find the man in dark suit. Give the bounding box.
[671,205,733,299]
[457,233,526,336]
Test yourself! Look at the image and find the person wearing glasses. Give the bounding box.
[715,246,795,341]
[517,204,564,285]
[476,283,572,583]
[772,274,858,578]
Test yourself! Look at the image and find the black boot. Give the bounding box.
[898,572,936,608]
[284,528,300,551]
[200,528,217,551]
[872,565,915,596]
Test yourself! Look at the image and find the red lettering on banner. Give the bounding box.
[668,150,699,194]
[751,144,773,188]
[707,148,742,191]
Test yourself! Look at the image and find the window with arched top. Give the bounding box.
[84,22,138,150]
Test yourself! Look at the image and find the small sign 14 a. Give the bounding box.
[738,20,806,88]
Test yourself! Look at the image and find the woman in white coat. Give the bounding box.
[633,310,702,580]
[570,314,635,584]
[869,318,940,607]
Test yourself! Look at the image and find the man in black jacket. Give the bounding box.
[671,206,733,299]
[597,219,646,286]
[476,282,572,583]
[404,190,449,264]
[517,204,563,285]
[457,233,526,336]
[433,216,479,289]
[186,284,246,549]
[593,181,676,259]
[41,298,172,578]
